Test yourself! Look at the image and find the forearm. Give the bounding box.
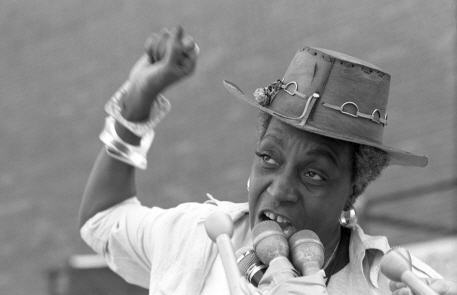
[78,26,197,228]
[79,148,136,228]
[78,89,156,228]
[80,115,147,226]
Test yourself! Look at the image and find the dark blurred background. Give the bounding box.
[0,1,455,294]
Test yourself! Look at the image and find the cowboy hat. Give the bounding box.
[223,46,428,167]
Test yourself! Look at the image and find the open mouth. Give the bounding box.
[260,210,297,238]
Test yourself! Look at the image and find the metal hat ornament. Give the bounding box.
[223,47,428,167]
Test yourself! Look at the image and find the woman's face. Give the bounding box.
[249,118,354,246]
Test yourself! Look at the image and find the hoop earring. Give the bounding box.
[339,206,357,228]
[246,178,250,192]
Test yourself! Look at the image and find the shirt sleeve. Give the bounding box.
[80,197,218,289]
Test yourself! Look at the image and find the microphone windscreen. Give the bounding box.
[380,248,440,295]
[252,220,282,246]
[289,229,324,274]
[204,211,234,242]
[289,229,320,245]
[252,221,288,265]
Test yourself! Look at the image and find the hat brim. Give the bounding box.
[223,80,428,167]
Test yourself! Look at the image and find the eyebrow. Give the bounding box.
[261,134,341,167]
[261,134,285,148]
[306,148,340,167]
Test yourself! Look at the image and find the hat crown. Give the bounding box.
[271,47,390,144]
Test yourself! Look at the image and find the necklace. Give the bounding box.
[322,237,340,270]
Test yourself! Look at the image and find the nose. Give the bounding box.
[266,173,299,205]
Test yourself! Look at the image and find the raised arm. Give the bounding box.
[79,26,198,228]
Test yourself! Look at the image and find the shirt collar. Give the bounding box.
[349,224,390,288]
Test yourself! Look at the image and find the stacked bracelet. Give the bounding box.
[104,81,171,137]
[100,81,171,169]
[100,116,154,169]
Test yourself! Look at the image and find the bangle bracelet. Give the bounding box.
[99,116,155,169]
[104,81,171,137]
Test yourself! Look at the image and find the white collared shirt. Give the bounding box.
[81,197,440,295]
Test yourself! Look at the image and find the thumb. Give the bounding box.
[164,25,184,62]
[173,25,184,42]
[144,33,161,62]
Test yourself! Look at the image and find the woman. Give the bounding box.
[79,27,456,294]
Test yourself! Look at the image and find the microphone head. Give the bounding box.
[204,211,234,242]
[236,247,266,287]
[380,247,412,282]
[236,247,259,272]
[289,229,324,275]
[252,221,289,265]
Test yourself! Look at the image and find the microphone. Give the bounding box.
[205,211,243,295]
[252,220,289,265]
[289,230,325,276]
[380,247,438,295]
[236,247,267,287]
[252,220,300,287]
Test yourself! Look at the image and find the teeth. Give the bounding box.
[265,212,275,220]
[262,211,296,238]
[277,216,287,223]
[264,211,290,224]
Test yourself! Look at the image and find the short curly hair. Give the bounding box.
[256,112,389,205]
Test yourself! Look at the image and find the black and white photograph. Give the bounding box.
[1,1,456,294]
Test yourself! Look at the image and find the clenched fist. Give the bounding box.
[121,26,198,122]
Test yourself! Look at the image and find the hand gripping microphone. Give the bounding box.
[236,247,267,287]
[380,247,438,295]
[205,211,243,295]
[289,229,325,276]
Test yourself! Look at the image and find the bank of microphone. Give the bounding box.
[380,247,438,295]
[252,221,325,277]
[252,221,328,295]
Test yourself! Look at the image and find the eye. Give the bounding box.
[302,170,325,182]
[255,151,278,167]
